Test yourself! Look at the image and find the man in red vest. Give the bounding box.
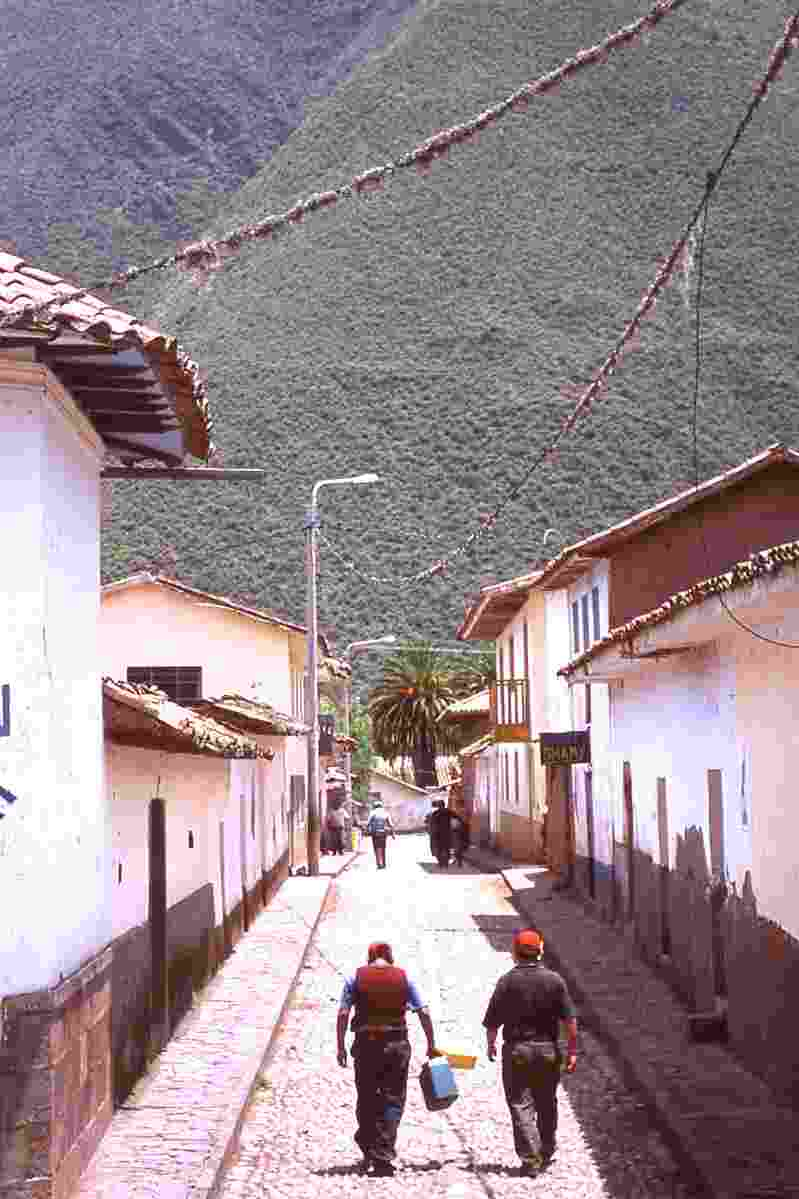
[337,941,438,1175]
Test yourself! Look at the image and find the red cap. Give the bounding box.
[513,929,544,956]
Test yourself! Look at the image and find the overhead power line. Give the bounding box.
[318,11,799,591]
[0,0,690,335]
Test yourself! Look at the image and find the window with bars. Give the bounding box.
[126,666,202,703]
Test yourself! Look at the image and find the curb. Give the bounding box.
[466,850,715,1199]
[205,851,360,1198]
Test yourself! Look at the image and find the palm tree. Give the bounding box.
[368,644,457,789]
[442,646,496,699]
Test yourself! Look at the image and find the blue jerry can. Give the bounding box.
[419,1057,459,1111]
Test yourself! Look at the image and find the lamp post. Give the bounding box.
[305,474,379,875]
[342,636,396,825]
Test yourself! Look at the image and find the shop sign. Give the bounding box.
[539,730,591,766]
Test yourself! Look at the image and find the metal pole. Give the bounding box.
[101,467,268,480]
[305,497,321,876]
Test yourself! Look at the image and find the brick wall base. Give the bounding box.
[0,948,113,1199]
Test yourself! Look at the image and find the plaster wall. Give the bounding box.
[367,771,428,831]
[0,364,108,996]
[606,643,741,877]
[734,620,799,939]
[100,582,304,713]
[105,743,228,938]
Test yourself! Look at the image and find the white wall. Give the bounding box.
[368,772,429,831]
[100,582,305,714]
[0,364,108,996]
[606,642,739,874]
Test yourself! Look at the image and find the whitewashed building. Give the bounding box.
[0,251,212,1199]
[560,539,799,1105]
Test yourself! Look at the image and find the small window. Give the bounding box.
[581,594,590,651]
[571,601,580,654]
[188,830,194,849]
[127,667,202,704]
[117,862,123,885]
[591,586,601,641]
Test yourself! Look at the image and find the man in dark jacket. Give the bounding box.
[428,800,451,868]
[483,929,577,1173]
[337,941,438,1175]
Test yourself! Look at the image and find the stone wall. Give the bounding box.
[0,947,112,1199]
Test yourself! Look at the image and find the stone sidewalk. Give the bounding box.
[469,847,799,1199]
[73,850,359,1199]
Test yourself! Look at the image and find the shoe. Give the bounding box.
[539,1144,555,1166]
[520,1156,541,1175]
[369,1160,395,1177]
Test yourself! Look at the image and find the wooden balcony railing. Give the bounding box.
[489,678,530,743]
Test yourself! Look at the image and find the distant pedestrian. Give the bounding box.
[428,800,451,868]
[326,804,347,855]
[449,808,469,867]
[337,940,438,1175]
[366,801,395,868]
[483,929,578,1174]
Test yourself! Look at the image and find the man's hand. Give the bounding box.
[426,1045,441,1059]
[337,1048,348,1068]
[564,1053,577,1074]
[486,1042,497,1062]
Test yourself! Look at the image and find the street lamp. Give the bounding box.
[305,474,380,875]
[342,636,396,822]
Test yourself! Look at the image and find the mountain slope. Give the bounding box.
[100,0,799,662]
[1,0,417,260]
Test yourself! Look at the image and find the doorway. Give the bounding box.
[148,797,168,1052]
[585,770,596,899]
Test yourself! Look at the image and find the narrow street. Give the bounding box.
[219,835,694,1199]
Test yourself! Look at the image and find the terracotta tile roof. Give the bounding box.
[102,573,308,637]
[0,252,211,461]
[537,443,799,592]
[458,443,799,640]
[189,694,308,736]
[103,678,271,758]
[559,539,799,677]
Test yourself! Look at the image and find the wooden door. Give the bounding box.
[148,797,168,1052]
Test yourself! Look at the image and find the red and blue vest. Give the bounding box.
[352,964,409,1031]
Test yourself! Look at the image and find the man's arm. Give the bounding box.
[416,1007,438,1058]
[337,977,355,1066]
[485,1025,499,1061]
[563,1017,578,1073]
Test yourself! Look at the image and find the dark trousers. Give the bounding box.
[501,1040,561,1159]
[352,1035,411,1163]
[328,827,345,854]
[372,833,388,867]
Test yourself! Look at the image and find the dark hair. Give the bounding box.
[368,941,394,963]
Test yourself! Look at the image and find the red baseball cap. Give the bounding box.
[513,929,544,956]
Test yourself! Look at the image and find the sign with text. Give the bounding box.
[539,731,591,767]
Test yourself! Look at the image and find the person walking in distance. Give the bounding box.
[366,800,394,868]
[337,941,438,1176]
[483,929,577,1174]
[428,799,451,868]
[326,803,347,854]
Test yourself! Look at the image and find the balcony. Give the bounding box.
[489,678,530,743]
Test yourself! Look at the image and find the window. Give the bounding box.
[581,594,590,651]
[571,601,580,654]
[127,666,202,703]
[591,586,601,641]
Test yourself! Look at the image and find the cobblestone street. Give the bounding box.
[219,836,695,1199]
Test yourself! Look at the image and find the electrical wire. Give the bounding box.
[691,180,799,650]
[318,12,799,592]
[0,0,692,336]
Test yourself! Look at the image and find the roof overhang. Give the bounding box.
[103,679,271,757]
[458,572,543,640]
[189,695,308,736]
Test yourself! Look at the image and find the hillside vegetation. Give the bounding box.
[96,0,799,671]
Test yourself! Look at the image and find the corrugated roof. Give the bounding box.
[437,689,490,721]
[189,694,308,736]
[559,539,799,677]
[103,678,271,757]
[0,251,211,462]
